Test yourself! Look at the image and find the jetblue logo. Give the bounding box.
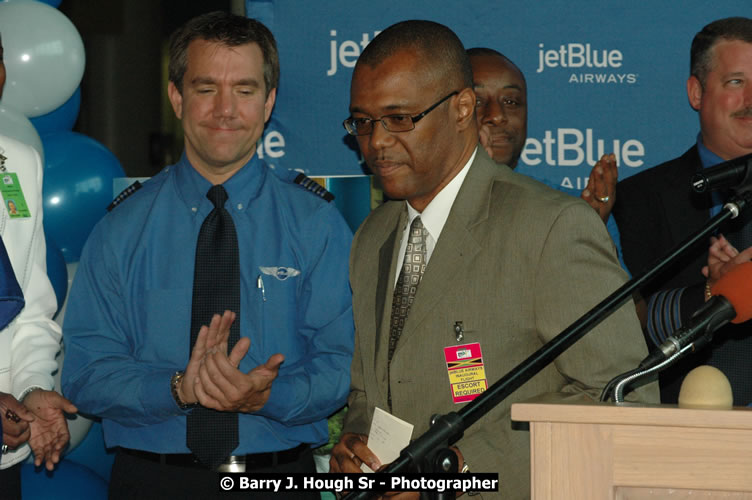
[256,129,286,171]
[536,43,637,84]
[256,130,285,160]
[521,128,645,168]
[327,29,381,76]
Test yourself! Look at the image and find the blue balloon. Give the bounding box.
[21,461,108,500]
[31,87,81,136]
[63,421,115,482]
[44,236,68,316]
[42,132,125,262]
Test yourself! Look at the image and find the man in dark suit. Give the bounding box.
[613,17,752,405]
[329,20,657,499]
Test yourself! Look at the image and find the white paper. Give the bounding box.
[360,406,414,473]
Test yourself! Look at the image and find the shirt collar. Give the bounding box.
[406,147,478,242]
[174,152,267,216]
[697,133,725,169]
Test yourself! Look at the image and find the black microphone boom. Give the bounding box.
[691,152,752,193]
[639,295,735,368]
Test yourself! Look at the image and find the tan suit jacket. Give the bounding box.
[345,149,658,499]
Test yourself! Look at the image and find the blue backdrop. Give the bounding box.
[245,0,750,193]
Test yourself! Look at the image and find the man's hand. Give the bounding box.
[330,432,381,473]
[23,389,77,470]
[702,234,752,288]
[184,310,284,413]
[0,392,34,450]
[194,346,284,413]
[178,311,235,405]
[478,124,494,160]
[581,153,617,223]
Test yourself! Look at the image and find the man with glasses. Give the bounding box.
[329,20,656,498]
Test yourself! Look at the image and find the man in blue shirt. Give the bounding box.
[614,17,752,405]
[62,12,354,498]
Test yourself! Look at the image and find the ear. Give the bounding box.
[455,87,477,131]
[168,81,184,120]
[687,75,703,111]
[263,87,277,124]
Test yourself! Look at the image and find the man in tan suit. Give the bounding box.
[330,20,657,498]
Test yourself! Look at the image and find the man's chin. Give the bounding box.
[376,177,411,202]
[492,152,517,169]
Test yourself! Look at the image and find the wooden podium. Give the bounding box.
[511,398,752,499]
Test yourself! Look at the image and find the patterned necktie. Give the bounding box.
[187,184,240,468]
[388,217,428,408]
[388,216,428,361]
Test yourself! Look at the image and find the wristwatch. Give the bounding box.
[170,371,199,410]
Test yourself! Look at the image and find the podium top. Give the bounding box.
[511,394,752,430]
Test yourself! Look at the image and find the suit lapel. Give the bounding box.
[660,147,712,245]
[372,207,407,400]
[392,152,496,355]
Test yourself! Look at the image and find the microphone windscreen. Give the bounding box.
[678,365,733,409]
[711,261,752,323]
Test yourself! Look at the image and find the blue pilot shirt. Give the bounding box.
[61,154,354,454]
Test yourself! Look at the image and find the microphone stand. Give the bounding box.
[343,192,752,500]
[611,344,694,403]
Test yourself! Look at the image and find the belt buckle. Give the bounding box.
[215,455,246,473]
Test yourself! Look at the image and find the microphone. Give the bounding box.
[691,152,752,193]
[640,262,752,368]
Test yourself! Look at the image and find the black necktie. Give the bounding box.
[186,184,240,468]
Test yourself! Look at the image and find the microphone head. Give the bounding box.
[711,261,752,323]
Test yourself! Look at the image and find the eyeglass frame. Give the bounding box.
[343,90,459,136]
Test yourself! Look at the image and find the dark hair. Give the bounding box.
[691,17,752,86]
[466,47,526,84]
[357,20,473,90]
[168,11,279,96]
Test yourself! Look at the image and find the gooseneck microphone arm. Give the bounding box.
[343,192,752,500]
[612,343,694,403]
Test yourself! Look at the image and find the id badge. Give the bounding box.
[443,342,488,404]
[0,173,31,219]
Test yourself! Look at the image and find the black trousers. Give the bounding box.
[108,448,320,500]
[0,463,22,500]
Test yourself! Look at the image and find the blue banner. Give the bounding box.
[247,0,749,194]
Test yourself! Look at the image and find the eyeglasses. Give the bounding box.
[343,91,459,136]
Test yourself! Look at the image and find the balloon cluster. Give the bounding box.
[0,1,124,492]
[0,0,125,308]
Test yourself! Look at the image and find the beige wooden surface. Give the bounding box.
[512,398,752,500]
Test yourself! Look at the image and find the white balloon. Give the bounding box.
[0,103,44,160]
[0,2,85,117]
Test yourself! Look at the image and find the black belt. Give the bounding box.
[120,443,309,472]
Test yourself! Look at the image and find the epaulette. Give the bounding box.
[292,173,335,202]
[107,181,143,212]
